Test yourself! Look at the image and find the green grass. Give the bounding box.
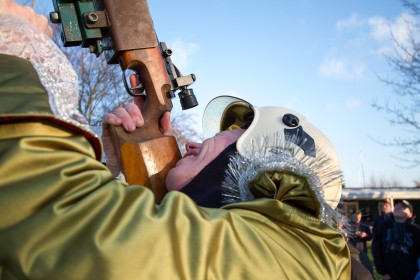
[366,242,381,280]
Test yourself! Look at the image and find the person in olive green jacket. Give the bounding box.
[0,1,350,279]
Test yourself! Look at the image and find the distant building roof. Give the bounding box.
[341,187,420,200]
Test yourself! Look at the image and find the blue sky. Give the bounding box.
[37,0,419,187]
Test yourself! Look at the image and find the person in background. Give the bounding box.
[0,2,351,279]
[348,242,374,280]
[348,210,372,254]
[362,207,373,227]
[373,198,393,232]
[372,200,420,280]
[340,221,374,280]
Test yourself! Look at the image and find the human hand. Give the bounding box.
[102,75,171,176]
[2,1,53,38]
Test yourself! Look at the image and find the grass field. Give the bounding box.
[366,242,381,280]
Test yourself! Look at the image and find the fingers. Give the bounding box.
[160,111,172,134]
[129,74,144,95]
[125,74,170,134]
[34,13,53,38]
[102,113,122,126]
[102,103,144,132]
[103,107,172,135]
[123,102,144,128]
[4,2,53,38]
[27,7,53,38]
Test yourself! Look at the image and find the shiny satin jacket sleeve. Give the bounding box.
[0,56,350,280]
[0,122,350,280]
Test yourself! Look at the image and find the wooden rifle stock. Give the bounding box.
[50,0,184,202]
[109,47,181,202]
[101,0,182,202]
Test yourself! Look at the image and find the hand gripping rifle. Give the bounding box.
[50,0,198,202]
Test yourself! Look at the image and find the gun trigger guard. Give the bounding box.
[122,69,146,97]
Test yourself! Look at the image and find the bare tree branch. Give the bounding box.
[51,25,200,151]
[373,0,420,167]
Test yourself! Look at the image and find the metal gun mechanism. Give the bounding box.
[50,0,198,109]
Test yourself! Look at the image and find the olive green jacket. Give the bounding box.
[0,54,350,279]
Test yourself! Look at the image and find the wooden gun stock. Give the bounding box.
[109,47,181,202]
[50,0,186,202]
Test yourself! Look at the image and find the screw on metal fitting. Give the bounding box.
[49,12,60,24]
[86,12,99,24]
[282,113,300,127]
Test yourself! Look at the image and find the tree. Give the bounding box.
[373,0,420,167]
[23,1,200,152]
[63,47,131,125]
[366,175,402,188]
[171,111,202,154]
[53,33,200,153]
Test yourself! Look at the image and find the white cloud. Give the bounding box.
[337,13,364,30]
[334,12,420,62]
[345,97,361,110]
[368,16,390,41]
[391,13,419,48]
[318,57,366,80]
[369,12,420,55]
[167,38,200,69]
